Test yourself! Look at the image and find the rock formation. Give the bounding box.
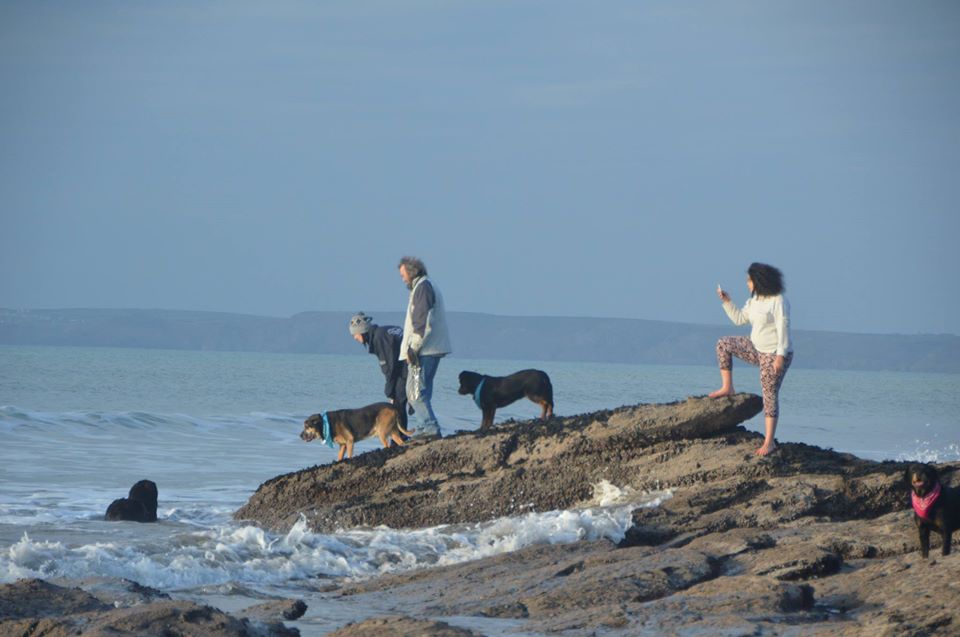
[235,394,764,532]
[0,578,304,637]
[235,393,959,635]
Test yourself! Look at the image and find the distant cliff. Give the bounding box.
[1,308,957,373]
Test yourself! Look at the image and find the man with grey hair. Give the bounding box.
[398,256,452,438]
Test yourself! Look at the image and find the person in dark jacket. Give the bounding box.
[349,312,409,431]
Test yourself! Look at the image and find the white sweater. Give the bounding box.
[722,294,792,356]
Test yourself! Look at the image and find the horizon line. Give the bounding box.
[2,306,957,339]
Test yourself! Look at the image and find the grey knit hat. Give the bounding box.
[349,312,373,335]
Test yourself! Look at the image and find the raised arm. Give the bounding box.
[721,296,750,326]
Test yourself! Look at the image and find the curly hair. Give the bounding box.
[748,263,785,297]
[398,256,427,279]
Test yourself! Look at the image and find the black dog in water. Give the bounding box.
[907,463,959,558]
[105,479,158,523]
[458,369,554,430]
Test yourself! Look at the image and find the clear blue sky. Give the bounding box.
[2,2,958,335]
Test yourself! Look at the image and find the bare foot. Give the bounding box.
[708,387,735,398]
[755,441,778,456]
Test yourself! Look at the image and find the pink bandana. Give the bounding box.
[912,482,942,521]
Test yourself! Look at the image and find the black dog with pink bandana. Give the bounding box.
[907,463,959,558]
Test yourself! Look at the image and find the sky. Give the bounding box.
[1,1,958,336]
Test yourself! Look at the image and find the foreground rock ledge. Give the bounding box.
[0,578,304,637]
[234,394,763,532]
[325,432,959,636]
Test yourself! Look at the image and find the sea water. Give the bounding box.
[1,345,958,634]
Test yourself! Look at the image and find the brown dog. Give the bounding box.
[301,402,413,461]
[907,463,959,558]
[458,369,554,430]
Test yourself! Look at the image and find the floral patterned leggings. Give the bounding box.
[716,336,793,417]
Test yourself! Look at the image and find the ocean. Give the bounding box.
[1,345,958,635]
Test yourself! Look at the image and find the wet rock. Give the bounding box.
[327,615,485,636]
[0,578,108,620]
[750,544,844,581]
[635,574,818,631]
[620,523,677,546]
[0,578,302,637]
[243,598,308,621]
[240,598,308,636]
[479,601,528,618]
[52,576,171,606]
[815,552,960,636]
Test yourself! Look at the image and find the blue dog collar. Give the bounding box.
[321,412,334,448]
[473,378,486,409]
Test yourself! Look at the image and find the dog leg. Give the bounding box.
[537,399,553,421]
[378,433,390,449]
[481,407,495,430]
[337,445,347,462]
[346,441,354,459]
[528,396,545,420]
[943,526,953,556]
[920,526,931,558]
[390,431,406,446]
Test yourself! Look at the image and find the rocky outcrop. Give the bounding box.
[328,616,485,637]
[330,432,960,636]
[232,392,960,635]
[0,578,303,637]
[234,394,764,532]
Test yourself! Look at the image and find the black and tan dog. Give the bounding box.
[105,479,158,523]
[301,402,413,461]
[907,463,959,558]
[458,369,554,430]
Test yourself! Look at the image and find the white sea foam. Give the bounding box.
[0,484,670,593]
[591,479,638,506]
[895,440,960,464]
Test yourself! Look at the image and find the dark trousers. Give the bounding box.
[390,375,409,431]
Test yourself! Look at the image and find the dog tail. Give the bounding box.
[394,408,415,436]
